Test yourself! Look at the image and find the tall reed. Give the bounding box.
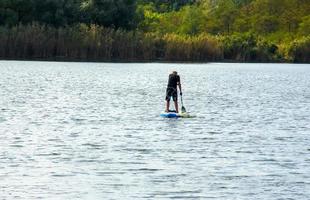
[2,24,307,62]
[0,24,224,62]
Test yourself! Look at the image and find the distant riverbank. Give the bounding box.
[2,57,307,64]
[0,24,309,63]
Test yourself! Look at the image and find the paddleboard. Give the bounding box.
[160,112,193,118]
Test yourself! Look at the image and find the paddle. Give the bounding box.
[180,93,186,113]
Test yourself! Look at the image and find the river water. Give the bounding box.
[0,61,309,199]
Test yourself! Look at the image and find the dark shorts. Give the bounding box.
[166,87,177,101]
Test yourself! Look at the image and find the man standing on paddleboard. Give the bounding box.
[165,71,182,113]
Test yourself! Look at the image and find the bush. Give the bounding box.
[220,33,280,62]
[286,36,310,63]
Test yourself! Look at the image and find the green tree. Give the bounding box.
[81,0,137,29]
[34,0,78,26]
[206,0,238,34]
[137,0,196,12]
[0,0,35,26]
[298,15,310,35]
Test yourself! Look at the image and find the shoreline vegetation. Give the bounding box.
[0,0,309,63]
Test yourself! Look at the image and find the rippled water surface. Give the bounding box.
[0,61,310,199]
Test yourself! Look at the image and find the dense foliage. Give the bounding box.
[139,0,309,36]
[0,0,309,62]
[0,0,137,29]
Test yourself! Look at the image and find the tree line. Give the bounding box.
[0,0,137,29]
[0,0,309,62]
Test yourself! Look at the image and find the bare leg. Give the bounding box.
[165,100,170,112]
[174,101,179,113]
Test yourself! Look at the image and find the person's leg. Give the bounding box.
[174,100,179,113]
[165,88,172,112]
[172,89,178,113]
[165,100,170,112]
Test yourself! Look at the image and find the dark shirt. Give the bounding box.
[167,74,180,89]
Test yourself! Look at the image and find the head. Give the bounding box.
[172,71,178,75]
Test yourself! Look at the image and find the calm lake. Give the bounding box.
[0,61,309,199]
